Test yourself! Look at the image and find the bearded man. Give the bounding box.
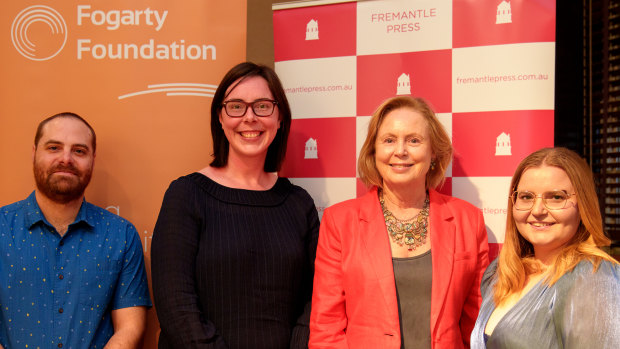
[0,113,151,349]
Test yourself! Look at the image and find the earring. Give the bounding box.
[430,160,436,171]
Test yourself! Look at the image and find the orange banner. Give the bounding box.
[1,1,246,346]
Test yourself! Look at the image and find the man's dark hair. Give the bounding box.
[34,112,97,154]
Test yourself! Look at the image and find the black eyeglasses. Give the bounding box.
[511,190,576,211]
[221,99,278,117]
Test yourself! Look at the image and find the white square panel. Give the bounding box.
[453,42,556,113]
[452,176,512,243]
[276,57,357,119]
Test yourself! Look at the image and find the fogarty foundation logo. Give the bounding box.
[11,5,67,61]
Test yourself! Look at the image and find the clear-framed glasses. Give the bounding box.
[511,190,577,211]
[222,99,277,117]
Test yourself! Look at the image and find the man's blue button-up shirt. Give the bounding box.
[0,192,151,348]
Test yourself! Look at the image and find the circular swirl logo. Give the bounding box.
[11,5,67,61]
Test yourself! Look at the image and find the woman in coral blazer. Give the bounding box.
[310,96,489,349]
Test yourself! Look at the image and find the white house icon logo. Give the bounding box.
[306,19,319,40]
[305,138,318,159]
[397,73,411,95]
[495,132,512,156]
[11,5,67,61]
[496,1,512,24]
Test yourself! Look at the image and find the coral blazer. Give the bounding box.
[309,187,489,349]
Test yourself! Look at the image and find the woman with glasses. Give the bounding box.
[151,62,319,348]
[310,96,489,349]
[471,147,620,348]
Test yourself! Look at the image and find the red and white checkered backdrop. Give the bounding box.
[273,0,556,259]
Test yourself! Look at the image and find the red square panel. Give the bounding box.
[452,110,554,177]
[436,176,452,196]
[280,117,356,178]
[453,0,555,48]
[356,177,370,198]
[357,50,452,116]
[274,3,356,62]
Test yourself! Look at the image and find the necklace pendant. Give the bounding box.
[404,233,415,246]
[380,190,430,251]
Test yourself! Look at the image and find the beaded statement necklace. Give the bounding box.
[379,190,430,251]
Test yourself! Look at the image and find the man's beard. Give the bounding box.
[34,162,92,204]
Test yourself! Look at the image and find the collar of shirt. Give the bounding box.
[23,191,95,233]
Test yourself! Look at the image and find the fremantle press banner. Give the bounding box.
[273,0,556,256]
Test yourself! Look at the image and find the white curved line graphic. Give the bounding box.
[11,5,67,61]
[13,11,39,55]
[148,83,219,89]
[22,14,61,53]
[25,12,61,33]
[167,92,215,97]
[118,84,218,100]
[17,11,62,51]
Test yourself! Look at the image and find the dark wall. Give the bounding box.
[554,1,584,153]
[247,1,289,68]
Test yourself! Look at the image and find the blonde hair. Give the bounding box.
[494,147,618,305]
[358,96,452,190]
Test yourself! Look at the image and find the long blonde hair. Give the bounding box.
[494,147,618,304]
[357,96,452,190]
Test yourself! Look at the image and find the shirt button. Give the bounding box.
[58,343,63,348]
[59,241,64,246]
[58,274,64,280]
[58,308,63,313]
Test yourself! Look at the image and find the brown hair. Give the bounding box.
[357,96,452,190]
[209,62,291,172]
[494,147,617,304]
[34,112,96,154]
